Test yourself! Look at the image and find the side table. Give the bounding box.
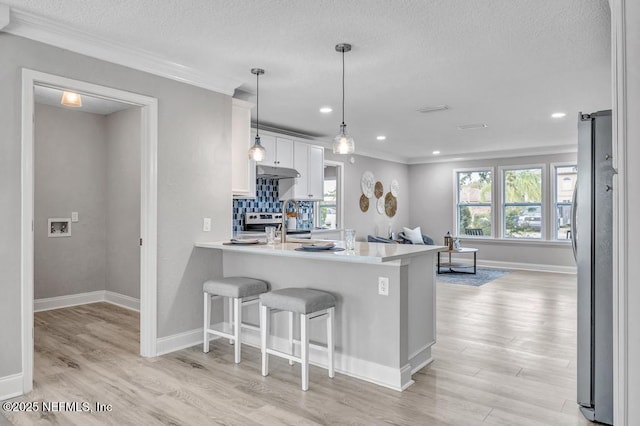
[437,247,478,274]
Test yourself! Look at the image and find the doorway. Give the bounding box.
[20,69,158,394]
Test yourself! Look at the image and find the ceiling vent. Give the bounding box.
[417,104,449,114]
[457,123,488,130]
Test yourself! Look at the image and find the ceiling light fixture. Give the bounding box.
[333,43,355,155]
[60,91,82,108]
[248,68,266,162]
[432,150,441,155]
[551,112,566,118]
[457,123,488,130]
[320,107,333,114]
[376,136,386,141]
[417,104,449,114]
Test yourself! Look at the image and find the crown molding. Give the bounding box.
[0,4,9,30]
[406,144,577,165]
[2,7,242,96]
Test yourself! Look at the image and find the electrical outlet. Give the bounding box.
[378,277,389,296]
[203,218,212,232]
[71,212,79,222]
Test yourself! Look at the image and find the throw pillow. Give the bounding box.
[402,226,424,245]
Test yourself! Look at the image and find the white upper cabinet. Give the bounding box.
[231,99,256,198]
[258,134,294,168]
[280,141,325,201]
[307,144,324,199]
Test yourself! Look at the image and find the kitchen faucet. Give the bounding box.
[281,199,299,243]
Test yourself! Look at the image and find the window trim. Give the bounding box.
[315,160,344,230]
[550,162,577,241]
[453,166,495,238]
[499,164,546,240]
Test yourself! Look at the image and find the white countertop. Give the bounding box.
[194,240,444,264]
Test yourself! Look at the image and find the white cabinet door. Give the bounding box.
[292,142,309,199]
[280,142,325,201]
[259,134,277,167]
[256,135,293,168]
[231,99,256,197]
[275,137,294,168]
[307,145,324,200]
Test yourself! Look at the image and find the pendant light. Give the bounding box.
[61,91,82,108]
[248,68,266,162]
[333,43,355,155]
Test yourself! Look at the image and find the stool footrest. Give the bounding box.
[266,348,300,364]
[205,321,259,340]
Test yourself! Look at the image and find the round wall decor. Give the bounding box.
[376,197,385,214]
[390,179,400,197]
[374,181,384,199]
[361,171,375,198]
[359,194,370,212]
[385,192,397,217]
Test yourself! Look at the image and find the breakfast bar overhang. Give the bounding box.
[194,240,441,391]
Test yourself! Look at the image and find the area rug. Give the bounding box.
[436,268,510,287]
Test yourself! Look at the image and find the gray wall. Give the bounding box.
[324,151,410,240]
[34,104,108,299]
[408,153,577,268]
[106,107,141,299]
[34,104,141,301]
[1,33,229,378]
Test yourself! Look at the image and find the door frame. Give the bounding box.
[20,69,159,393]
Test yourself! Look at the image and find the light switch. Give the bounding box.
[71,212,79,222]
[203,218,212,232]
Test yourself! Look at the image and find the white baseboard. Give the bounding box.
[477,260,577,274]
[156,327,205,356]
[0,373,23,402]
[34,290,105,312]
[104,291,140,311]
[34,290,140,313]
[157,325,416,391]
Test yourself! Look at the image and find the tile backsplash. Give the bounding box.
[233,178,314,232]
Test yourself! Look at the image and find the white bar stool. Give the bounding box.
[259,288,336,391]
[203,277,268,363]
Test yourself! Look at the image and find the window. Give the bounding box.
[503,167,543,239]
[456,170,493,237]
[316,165,339,229]
[554,165,576,240]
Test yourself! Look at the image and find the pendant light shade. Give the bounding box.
[333,43,355,155]
[61,91,82,108]
[248,68,266,162]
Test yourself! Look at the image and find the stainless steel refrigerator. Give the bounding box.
[572,109,614,425]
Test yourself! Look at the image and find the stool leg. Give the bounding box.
[228,297,234,345]
[233,297,241,363]
[301,313,309,391]
[327,307,335,378]
[203,293,211,353]
[261,304,269,376]
[288,311,294,366]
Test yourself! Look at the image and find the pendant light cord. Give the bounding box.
[341,47,345,126]
[256,71,260,138]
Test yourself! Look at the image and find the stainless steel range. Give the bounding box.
[243,212,283,232]
[243,212,310,237]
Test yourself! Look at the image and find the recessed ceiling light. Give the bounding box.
[551,112,566,118]
[432,150,440,155]
[320,107,333,114]
[376,135,386,141]
[417,104,449,114]
[457,123,487,130]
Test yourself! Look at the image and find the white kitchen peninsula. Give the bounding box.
[194,240,441,391]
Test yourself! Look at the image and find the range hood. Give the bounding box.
[256,164,301,179]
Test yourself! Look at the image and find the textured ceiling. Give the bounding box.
[4,0,611,163]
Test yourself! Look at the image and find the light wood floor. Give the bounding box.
[4,270,590,425]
